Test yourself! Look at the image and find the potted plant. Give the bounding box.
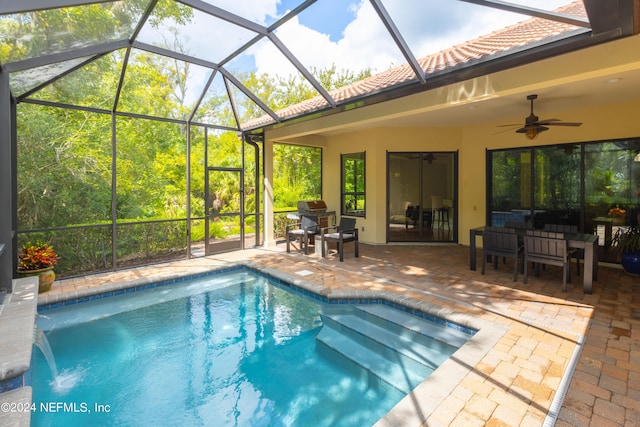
[611,225,640,275]
[608,207,627,226]
[17,241,59,293]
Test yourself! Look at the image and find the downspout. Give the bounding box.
[185,122,191,258]
[244,133,261,247]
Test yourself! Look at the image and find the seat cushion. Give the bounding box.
[325,232,354,240]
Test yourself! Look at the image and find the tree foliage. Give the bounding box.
[5,3,371,274]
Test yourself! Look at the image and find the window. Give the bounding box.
[488,139,640,263]
[489,148,532,226]
[341,152,365,216]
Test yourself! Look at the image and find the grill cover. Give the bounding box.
[297,200,328,215]
[290,200,336,230]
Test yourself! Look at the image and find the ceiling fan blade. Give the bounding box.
[494,127,518,135]
[536,118,562,123]
[499,95,583,132]
[497,123,521,127]
[543,122,582,127]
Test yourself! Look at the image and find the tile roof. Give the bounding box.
[245,1,588,129]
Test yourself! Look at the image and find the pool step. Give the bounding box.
[320,311,454,371]
[316,305,466,394]
[316,326,426,394]
[355,305,471,348]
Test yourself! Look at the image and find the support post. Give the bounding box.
[0,70,14,292]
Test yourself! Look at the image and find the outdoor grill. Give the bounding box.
[289,200,336,229]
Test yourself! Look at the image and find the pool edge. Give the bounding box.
[35,260,507,426]
[248,261,508,426]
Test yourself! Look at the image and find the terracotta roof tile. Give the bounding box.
[245,1,588,129]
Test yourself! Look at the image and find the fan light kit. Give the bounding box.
[500,94,583,140]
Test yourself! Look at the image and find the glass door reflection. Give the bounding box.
[387,152,456,242]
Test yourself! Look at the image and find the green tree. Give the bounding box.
[16,105,112,228]
[7,0,373,273]
[237,66,371,208]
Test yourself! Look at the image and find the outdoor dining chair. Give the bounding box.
[523,230,574,291]
[543,223,581,275]
[504,221,531,230]
[286,215,319,255]
[481,226,523,281]
[321,217,358,261]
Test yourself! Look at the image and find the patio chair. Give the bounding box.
[321,217,358,261]
[481,226,523,281]
[505,221,531,230]
[543,223,581,275]
[286,215,319,255]
[523,230,573,291]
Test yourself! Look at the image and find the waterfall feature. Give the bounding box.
[33,325,58,380]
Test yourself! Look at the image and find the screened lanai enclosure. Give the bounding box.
[0,0,627,284]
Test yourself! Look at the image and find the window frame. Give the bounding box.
[340,151,366,217]
[487,138,640,264]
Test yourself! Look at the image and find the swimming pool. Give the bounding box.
[32,268,470,426]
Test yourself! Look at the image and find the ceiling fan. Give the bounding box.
[501,94,582,140]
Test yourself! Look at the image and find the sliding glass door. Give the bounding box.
[387,152,457,242]
[488,139,640,263]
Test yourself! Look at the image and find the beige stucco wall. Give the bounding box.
[458,98,640,244]
[265,34,640,247]
[320,127,462,244]
[268,97,640,247]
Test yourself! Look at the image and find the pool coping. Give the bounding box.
[245,262,508,427]
[33,260,507,426]
[0,276,37,427]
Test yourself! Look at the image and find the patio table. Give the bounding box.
[470,226,598,294]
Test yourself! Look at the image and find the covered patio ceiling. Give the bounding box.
[0,0,635,135]
[271,36,640,139]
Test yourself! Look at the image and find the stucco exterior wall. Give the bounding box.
[264,34,640,247]
[270,97,640,247]
[320,127,461,245]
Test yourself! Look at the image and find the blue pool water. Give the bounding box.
[31,269,462,426]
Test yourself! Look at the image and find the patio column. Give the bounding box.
[263,137,276,246]
[0,70,13,292]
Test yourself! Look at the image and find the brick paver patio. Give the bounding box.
[44,243,640,426]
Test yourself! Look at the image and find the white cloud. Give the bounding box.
[207,0,580,80]
[336,0,405,71]
[382,0,576,56]
[259,0,404,78]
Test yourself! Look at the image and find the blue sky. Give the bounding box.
[290,0,358,42]
[252,0,577,77]
[157,0,578,78]
[137,0,580,105]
